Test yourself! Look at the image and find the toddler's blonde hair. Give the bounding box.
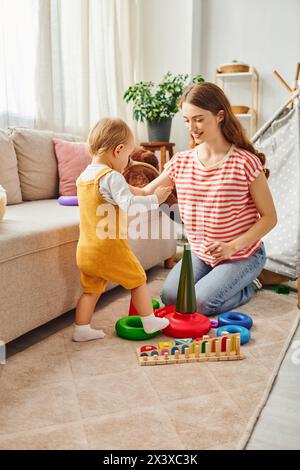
[88,118,132,157]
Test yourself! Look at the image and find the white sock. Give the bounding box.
[141,313,169,334]
[72,324,106,342]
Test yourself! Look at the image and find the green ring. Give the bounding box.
[152,299,160,309]
[115,315,158,341]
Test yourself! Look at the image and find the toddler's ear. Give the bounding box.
[114,143,124,156]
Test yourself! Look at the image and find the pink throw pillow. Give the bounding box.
[53,139,91,196]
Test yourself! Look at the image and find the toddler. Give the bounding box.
[73,118,172,341]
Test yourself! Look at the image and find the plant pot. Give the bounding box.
[147,117,172,142]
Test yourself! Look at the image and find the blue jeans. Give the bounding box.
[161,243,266,316]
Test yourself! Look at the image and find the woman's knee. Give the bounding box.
[196,292,222,316]
[160,283,177,306]
[160,263,182,306]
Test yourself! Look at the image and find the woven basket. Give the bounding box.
[231,105,250,114]
[219,63,249,73]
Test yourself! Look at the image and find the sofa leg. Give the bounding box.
[164,256,175,269]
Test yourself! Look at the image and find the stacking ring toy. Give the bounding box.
[210,320,219,328]
[115,315,158,341]
[58,195,78,206]
[152,299,160,309]
[218,311,253,330]
[217,325,251,345]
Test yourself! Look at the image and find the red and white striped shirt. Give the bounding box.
[165,145,263,267]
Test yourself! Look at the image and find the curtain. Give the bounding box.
[35,0,140,138]
[0,0,38,128]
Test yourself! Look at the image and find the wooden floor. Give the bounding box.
[247,321,300,449]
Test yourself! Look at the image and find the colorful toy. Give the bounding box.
[275,285,290,294]
[152,299,160,309]
[217,325,251,345]
[120,245,254,343]
[153,305,174,318]
[128,298,160,315]
[175,338,193,345]
[115,315,158,341]
[158,341,173,349]
[136,332,244,366]
[140,345,157,353]
[58,195,78,206]
[218,311,253,330]
[153,244,211,338]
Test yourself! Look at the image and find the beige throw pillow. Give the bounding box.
[0,129,22,204]
[11,128,76,201]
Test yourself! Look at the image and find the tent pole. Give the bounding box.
[251,89,300,143]
[292,62,300,91]
[273,70,293,93]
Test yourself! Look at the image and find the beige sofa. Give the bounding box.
[0,128,177,343]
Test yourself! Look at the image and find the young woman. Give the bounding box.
[144,82,277,315]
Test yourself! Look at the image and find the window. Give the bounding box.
[0,0,38,127]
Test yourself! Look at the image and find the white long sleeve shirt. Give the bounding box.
[78,163,158,213]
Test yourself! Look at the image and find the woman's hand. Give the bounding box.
[205,241,237,261]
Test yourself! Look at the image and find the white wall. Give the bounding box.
[138,0,300,149]
[201,0,300,131]
[137,0,201,150]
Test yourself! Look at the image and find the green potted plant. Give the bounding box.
[124,72,205,142]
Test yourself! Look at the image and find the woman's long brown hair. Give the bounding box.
[179,82,269,177]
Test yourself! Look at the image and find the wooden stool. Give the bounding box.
[140,141,175,171]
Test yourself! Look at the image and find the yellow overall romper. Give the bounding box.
[76,167,147,293]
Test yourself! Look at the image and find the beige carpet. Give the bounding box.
[0,266,299,450]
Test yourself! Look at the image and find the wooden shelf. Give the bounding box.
[216,67,259,80]
[215,66,259,136]
[235,110,257,118]
[217,72,253,79]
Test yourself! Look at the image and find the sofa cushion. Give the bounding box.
[53,139,90,196]
[0,200,161,265]
[0,129,22,204]
[11,128,76,201]
[0,200,80,264]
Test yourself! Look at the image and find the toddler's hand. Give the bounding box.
[154,185,173,204]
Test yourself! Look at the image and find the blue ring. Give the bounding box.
[217,325,251,345]
[218,311,253,330]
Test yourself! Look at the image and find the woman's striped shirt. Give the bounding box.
[164,145,263,267]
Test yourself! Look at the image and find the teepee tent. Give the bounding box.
[252,88,300,279]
